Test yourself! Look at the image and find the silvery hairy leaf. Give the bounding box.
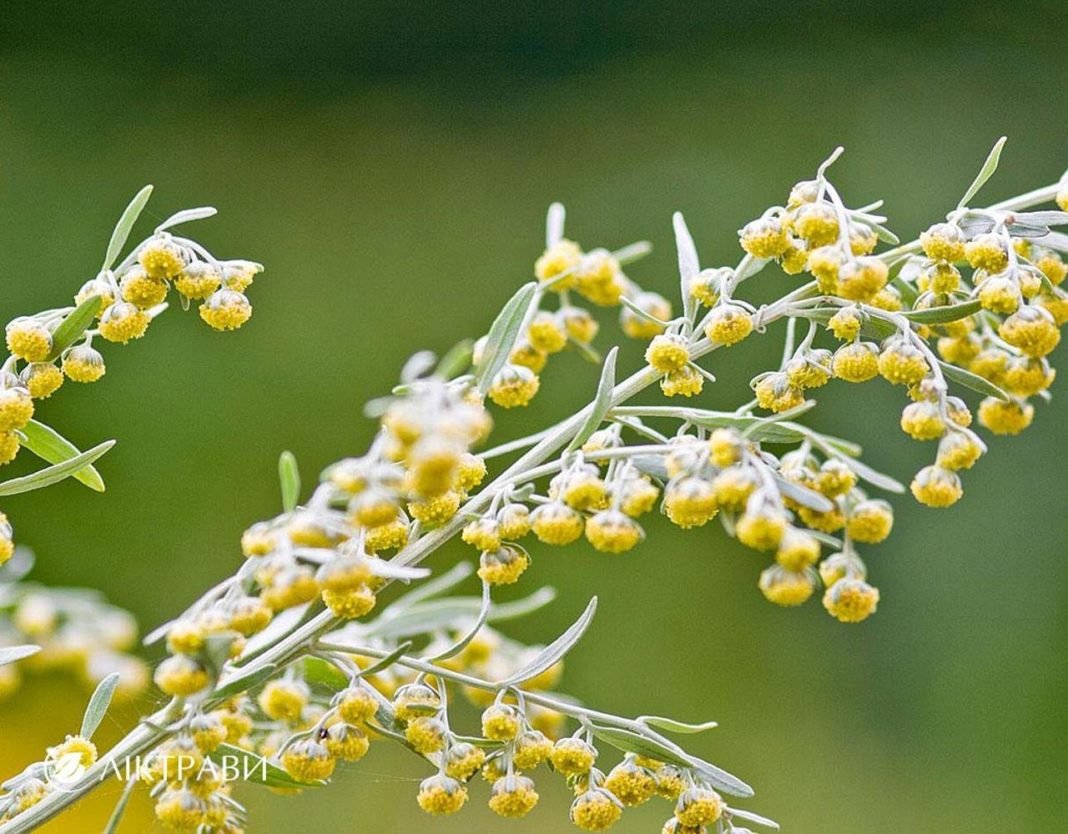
[566,347,618,453]
[19,420,106,492]
[475,282,540,394]
[499,597,597,687]
[102,185,153,271]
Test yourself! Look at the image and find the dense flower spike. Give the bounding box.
[4,145,1067,834]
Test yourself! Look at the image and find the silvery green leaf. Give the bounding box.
[869,222,900,245]
[430,583,492,662]
[729,807,780,829]
[0,440,114,497]
[638,715,719,734]
[773,475,834,513]
[48,295,103,360]
[364,587,556,639]
[620,294,671,327]
[808,530,843,549]
[589,725,693,769]
[0,545,34,583]
[365,560,429,581]
[475,282,540,394]
[435,339,473,379]
[673,212,700,322]
[939,360,1010,401]
[546,202,565,248]
[0,645,39,666]
[357,641,414,678]
[211,663,279,701]
[499,597,596,687]
[210,743,326,789]
[1004,222,1049,239]
[101,775,137,834]
[569,337,603,365]
[484,586,557,621]
[1007,210,1068,227]
[631,454,669,480]
[200,633,237,679]
[688,756,755,798]
[278,451,300,513]
[838,456,905,494]
[613,240,652,265]
[401,350,438,383]
[80,672,120,739]
[154,206,217,233]
[303,656,349,689]
[956,213,997,237]
[740,400,816,438]
[798,308,896,340]
[389,562,473,610]
[901,299,980,325]
[957,136,1006,209]
[1039,231,1068,253]
[19,420,106,492]
[566,347,618,454]
[103,185,153,270]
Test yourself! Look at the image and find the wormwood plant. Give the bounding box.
[1,141,1066,834]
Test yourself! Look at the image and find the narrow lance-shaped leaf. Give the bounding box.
[356,641,414,678]
[278,451,300,513]
[566,347,618,453]
[81,672,120,740]
[673,211,700,322]
[101,775,137,834]
[475,282,540,394]
[546,202,566,248]
[957,136,1007,209]
[154,206,217,233]
[103,185,153,271]
[0,645,40,667]
[19,420,107,492]
[0,440,115,497]
[211,663,279,702]
[47,295,103,361]
[939,359,1011,402]
[901,299,981,325]
[728,807,781,830]
[638,715,719,734]
[589,725,693,770]
[435,338,474,379]
[500,597,597,687]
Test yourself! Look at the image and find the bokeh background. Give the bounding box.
[1,2,1066,831]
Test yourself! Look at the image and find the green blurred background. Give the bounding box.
[1,1,1066,831]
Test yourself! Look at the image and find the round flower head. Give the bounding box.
[120,266,169,308]
[559,306,600,344]
[585,509,643,553]
[139,237,186,280]
[849,225,878,255]
[674,786,724,827]
[6,320,52,362]
[325,722,370,761]
[827,306,862,341]
[512,730,553,770]
[154,788,207,832]
[708,428,742,467]
[910,464,963,507]
[258,678,310,721]
[813,458,856,497]
[793,202,839,247]
[21,362,64,399]
[365,517,409,552]
[336,684,379,725]
[408,491,462,527]
[837,256,888,301]
[877,339,929,386]
[554,466,609,511]
[936,429,984,470]
[392,682,441,722]
[775,527,821,571]
[417,774,468,816]
[512,342,549,377]
[663,476,719,528]
[846,499,894,543]
[900,401,945,441]
[620,291,672,340]
[575,250,625,305]
[937,333,981,366]
[497,502,532,539]
[807,245,844,293]
[223,259,263,291]
[964,233,1009,272]
[704,303,753,346]
[785,349,832,389]
[738,217,790,258]
[174,261,222,300]
[1001,356,1055,398]
[920,222,966,262]
[528,311,568,353]
[200,289,252,331]
[753,372,804,413]
[281,738,336,782]
[550,736,597,775]
[780,241,809,274]
[489,775,540,818]
[832,341,879,382]
[444,742,487,780]
[488,364,540,408]
[405,715,448,754]
[736,507,787,551]
[62,344,106,383]
[478,545,531,585]
[481,703,522,741]
[0,387,33,433]
[189,713,227,754]
[661,365,704,397]
[645,333,690,373]
[1035,249,1068,285]
[998,305,1060,358]
[920,261,962,294]
[619,476,660,517]
[977,273,1022,314]
[688,267,728,306]
[154,655,210,697]
[711,466,757,511]
[571,787,624,831]
[456,452,488,491]
[531,501,584,545]
[603,758,657,806]
[98,301,150,343]
[322,585,376,619]
[462,517,502,552]
[759,565,815,606]
[536,238,582,287]
[977,397,1033,435]
[822,577,880,623]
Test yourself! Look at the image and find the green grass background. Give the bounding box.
[0,2,1065,831]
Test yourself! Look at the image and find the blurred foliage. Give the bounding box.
[0,2,1066,831]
